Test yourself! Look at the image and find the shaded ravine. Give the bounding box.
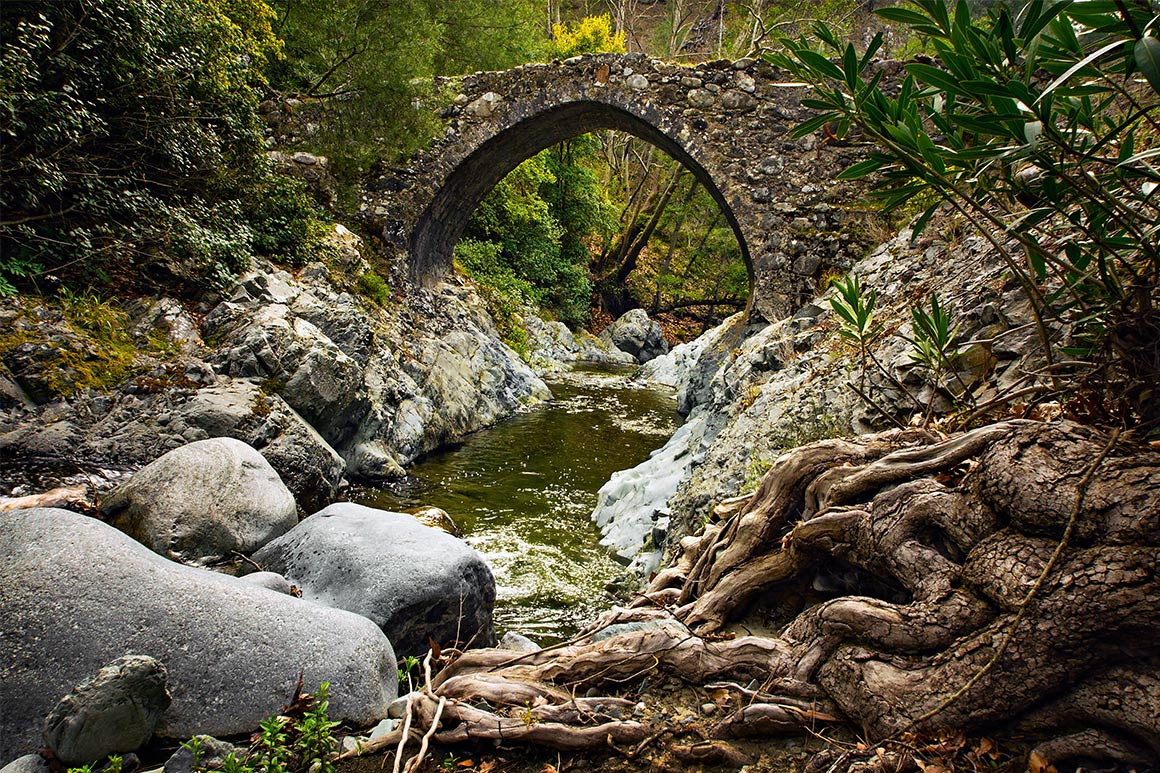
[355,364,681,644]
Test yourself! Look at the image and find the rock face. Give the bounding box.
[601,309,669,364]
[591,222,1058,571]
[0,508,396,764]
[100,437,298,565]
[44,656,171,765]
[253,503,496,658]
[0,756,49,773]
[1,246,551,513]
[522,315,634,373]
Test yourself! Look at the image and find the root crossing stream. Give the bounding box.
[355,364,680,644]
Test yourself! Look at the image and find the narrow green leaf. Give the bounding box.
[843,44,860,91]
[789,112,838,139]
[904,63,961,94]
[1020,0,1072,43]
[837,157,889,180]
[874,7,935,27]
[796,49,845,82]
[1038,38,1127,102]
[860,31,884,70]
[911,201,941,240]
[1135,36,1160,94]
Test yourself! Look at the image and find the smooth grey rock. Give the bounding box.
[499,632,541,653]
[254,502,496,658]
[0,508,396,763]
[163,736,243,773]
[387,694,414,719]
[44,655,170,765]
[239,571,293,595]
[368,718,398,740]
[601,309,669,364]
[100,437,297,565]
[0,756,49,773]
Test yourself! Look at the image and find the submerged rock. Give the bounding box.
[44,656,171,766]
[0,508,396,763]
[100,437,297,565]
[253,502,497,658]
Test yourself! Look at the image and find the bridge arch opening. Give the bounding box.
[410,100,755,317]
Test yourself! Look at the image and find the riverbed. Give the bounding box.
[356,364,680,644]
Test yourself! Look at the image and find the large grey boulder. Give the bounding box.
[44,656,171,766]
[204,300,367,444]
[100,437,298,565]
[253,503,496,658]
[0,508,396,764]
[601,309,669,364]
[0,756,49,773]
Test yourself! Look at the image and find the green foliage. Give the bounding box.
[460,143,607,328]
[548,14,626,58]
[356,270,391,307]
[197,683,338,773]
[397,654,421,687]
[245,173,329,267]
[906,293,969,421]
[455,239,533,356]
[268,0,545,174]
[0,0,283,293]
[773,0,1160,432]
[830,274,883,353]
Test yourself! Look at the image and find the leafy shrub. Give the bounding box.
[454,239,533,357]
[246,173,328,267]
[548,14,626,58]
[773,0,1160,433]
[355,270,390,307]
[0,0,281,294]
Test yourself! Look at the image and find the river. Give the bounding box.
[355,364,680,645]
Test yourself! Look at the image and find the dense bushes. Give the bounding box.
[0,0,293,294]
[774,0,1160,432]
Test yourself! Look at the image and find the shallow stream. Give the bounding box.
[356,364,680,644]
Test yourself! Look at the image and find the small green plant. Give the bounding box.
[828,275,927,426]
[518,699,538,729]
[830,274,884,391]
[905,293,970,423]
[356,270,391,307]
[440,753,460,771]
[255,716,290,773]
[182,737,205,769]
[397,654,421,690]
[181,683,337,773]
[294,683,339,773]
[67,755,122,773]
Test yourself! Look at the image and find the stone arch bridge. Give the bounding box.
[362,53,873,323]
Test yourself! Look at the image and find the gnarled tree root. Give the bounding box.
[349,420,1159,771]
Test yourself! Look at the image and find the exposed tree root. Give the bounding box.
[346,420,1159,771]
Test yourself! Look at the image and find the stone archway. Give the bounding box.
[362,53,873,323]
